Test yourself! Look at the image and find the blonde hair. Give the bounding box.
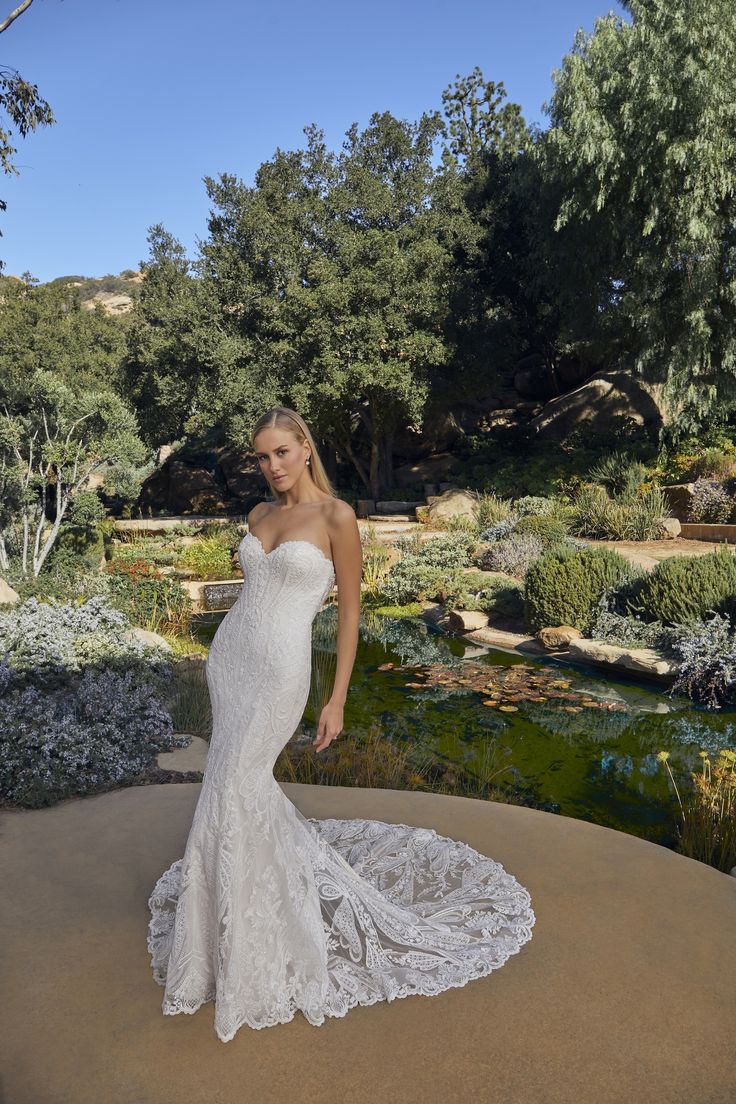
[251,407,337,504]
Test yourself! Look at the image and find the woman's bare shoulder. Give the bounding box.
[246,501,274,528]
[326,498,360,544]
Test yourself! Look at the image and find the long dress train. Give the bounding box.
[147,531,536,1042]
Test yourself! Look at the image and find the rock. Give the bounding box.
[216,445,261,503]
[126,627,173,652]
[656,517,681,539]
[447,609,489,632]
[537,625,584,650]
[660,484,696,523]
[80,291,134,315]
[425,488,478,523]
[730,866,736,878]
[529,368,668,442]
[0,578,20,605]
[568,639,677,677]
[356,499,376,518]
[157,735,209,773]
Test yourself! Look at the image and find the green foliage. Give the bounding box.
[587,451,650,497]
[104,561,193,634]
[177,534,235,579]
[627,544,736,626]
[524,544,638,633]
[567,482,669,540]
[539,0,736,439]
[512,513,569,547]
[0,369,148,576]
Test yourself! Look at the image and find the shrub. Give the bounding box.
[587,591,670,649]
[587,451,650,496]
[0,660,183,807]
[478,515,519,542]
[104,561,192,633]
[513,514,569,547]
[0,594,185,807]
[177,534,235,579]
[664,614,736,709]
[524,544,638,633]
[476,533,546,578]
[473,491,515,531]
[512,495,555,517]
[0,595,153,673]
[688,478,734,523]
[568,482,669,540]
[376,533,473,605]
[628,544,736,626]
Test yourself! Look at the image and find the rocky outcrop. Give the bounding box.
[529,368,668,441]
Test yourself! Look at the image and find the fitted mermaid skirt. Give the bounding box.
[147,532,536,1041]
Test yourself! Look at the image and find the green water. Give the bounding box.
[194,608,736,847]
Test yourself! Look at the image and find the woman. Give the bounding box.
[147,406,536,1042]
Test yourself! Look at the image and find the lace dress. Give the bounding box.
[147,531,536,1041]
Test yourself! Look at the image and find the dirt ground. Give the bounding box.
[584,536,734,567]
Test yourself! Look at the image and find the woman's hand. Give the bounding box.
[313,699,344,753]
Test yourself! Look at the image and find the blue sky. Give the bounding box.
[1,0,624,282]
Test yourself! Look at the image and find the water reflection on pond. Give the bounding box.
[194,607,736,847]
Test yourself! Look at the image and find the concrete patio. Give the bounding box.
[1,782,734,1104]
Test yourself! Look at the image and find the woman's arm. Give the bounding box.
[313,500,363,752]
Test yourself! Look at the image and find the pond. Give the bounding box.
[193,607,736,848]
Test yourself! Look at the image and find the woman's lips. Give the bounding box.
[273,475,285,481]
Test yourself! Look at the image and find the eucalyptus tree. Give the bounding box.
[0,277,147,576]
[0,372,147,576]
[537,0,736,439]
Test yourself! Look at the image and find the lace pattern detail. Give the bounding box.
[147,536,536,1041]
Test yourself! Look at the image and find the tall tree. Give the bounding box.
[439,68,559,396]
[198,112,467,496]
[537,0,736,440]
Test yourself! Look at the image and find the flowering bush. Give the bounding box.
[0,594,185,807]
[512,496,555,517]
[688,478,734,523]
[665,613,736,710]
[0,595,151,673]
[478,516,519,543]
[475,533,545,579]
[0,661,186,807]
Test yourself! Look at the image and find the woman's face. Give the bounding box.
[253,428,310,491]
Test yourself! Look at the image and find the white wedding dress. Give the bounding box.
[147,531,536,1042]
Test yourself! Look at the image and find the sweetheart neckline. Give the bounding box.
[243,530,335,573]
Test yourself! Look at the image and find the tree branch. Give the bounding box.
[0,0,34,36]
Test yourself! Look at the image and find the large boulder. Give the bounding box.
[216,446,262,504]
[138,457,231,515]
[425,488,478,522]
[660,484,696,523]
[529,368,668,442]
[447,609,489,633]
